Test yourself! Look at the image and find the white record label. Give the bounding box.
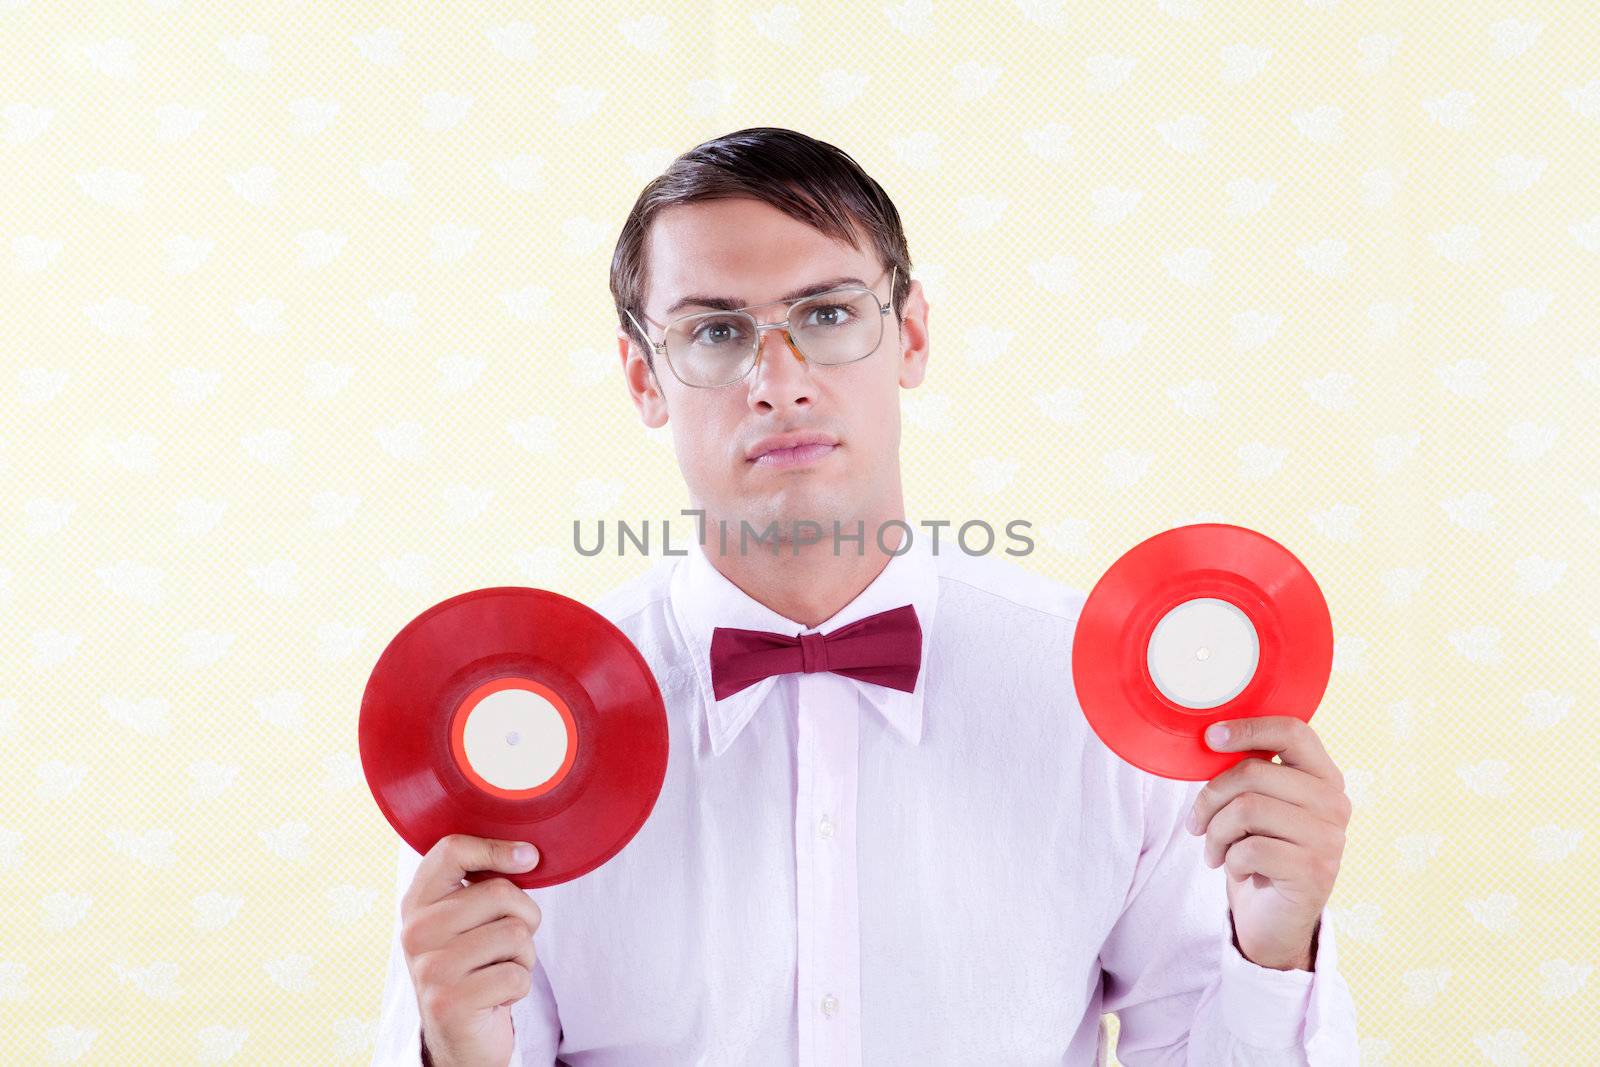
[1146,596,1260,709]
[460,686,571,790]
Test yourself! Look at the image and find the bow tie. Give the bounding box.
[708,603,923,701]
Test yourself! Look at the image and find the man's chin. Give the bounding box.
[700,496,860,547]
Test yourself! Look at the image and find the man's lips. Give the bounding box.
[749,442,837,469]
[745,430,838,463]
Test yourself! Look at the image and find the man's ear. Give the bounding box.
[895,278,930,389]
[617,327,669,428]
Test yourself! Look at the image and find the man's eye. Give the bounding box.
[805,304,855,327]
[692,320,746,346]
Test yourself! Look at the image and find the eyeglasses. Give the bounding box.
[626,264,899,389]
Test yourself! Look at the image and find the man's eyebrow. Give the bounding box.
[662,275,868,319]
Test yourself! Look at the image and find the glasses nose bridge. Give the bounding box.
[749,312,806,366]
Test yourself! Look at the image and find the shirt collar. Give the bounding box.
[669,521,940,758]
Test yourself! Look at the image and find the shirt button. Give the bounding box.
[818,814,834,839]
[821,993,838,1017]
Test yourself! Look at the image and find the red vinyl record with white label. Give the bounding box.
[359,586,668,887]
[1071,524,1334,781]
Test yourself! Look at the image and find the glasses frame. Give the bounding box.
[626,264,899,389]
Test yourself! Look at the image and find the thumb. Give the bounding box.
[418,835,540,903]
[493,838,540,871]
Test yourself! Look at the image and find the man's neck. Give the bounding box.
[699,510,908,630]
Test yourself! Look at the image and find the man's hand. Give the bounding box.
[1185,715,1350,971]
[401,834,544,1066]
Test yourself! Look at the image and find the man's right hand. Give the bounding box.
[401,834,544,1067]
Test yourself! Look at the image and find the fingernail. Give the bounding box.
[513,844,536,866]
[1206,723,1229,748]
[1186,806,1200,834]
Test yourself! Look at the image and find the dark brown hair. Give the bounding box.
[610,126,913,373]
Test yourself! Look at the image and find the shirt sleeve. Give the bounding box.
[1096,774,1360,1065]
[369,840,564,1066]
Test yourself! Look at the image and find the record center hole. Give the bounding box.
[461,688,570,791]
[1146,597,1259,710]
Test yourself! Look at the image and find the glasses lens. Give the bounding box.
[665,312,758,387]
[788,289,883,365]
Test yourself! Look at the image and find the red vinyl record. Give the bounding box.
[360,586,668,888]
[1071,524,1334,781]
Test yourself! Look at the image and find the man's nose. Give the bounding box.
[746,325,815,406]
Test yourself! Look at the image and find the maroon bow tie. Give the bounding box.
[709,603,923,701]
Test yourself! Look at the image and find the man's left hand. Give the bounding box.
[1185,715,1351,971]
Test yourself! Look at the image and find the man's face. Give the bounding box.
[617,196,930,545]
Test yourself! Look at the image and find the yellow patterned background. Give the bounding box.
[4,1,1597,1063]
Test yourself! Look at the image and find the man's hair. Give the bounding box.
[610,126,913,374]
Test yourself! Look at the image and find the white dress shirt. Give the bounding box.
[372,521,1360,1065]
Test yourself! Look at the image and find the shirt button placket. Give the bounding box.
[816,812,835,1034]
[804,671,861,1066]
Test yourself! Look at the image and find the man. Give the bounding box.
[372,127,1360,1065]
